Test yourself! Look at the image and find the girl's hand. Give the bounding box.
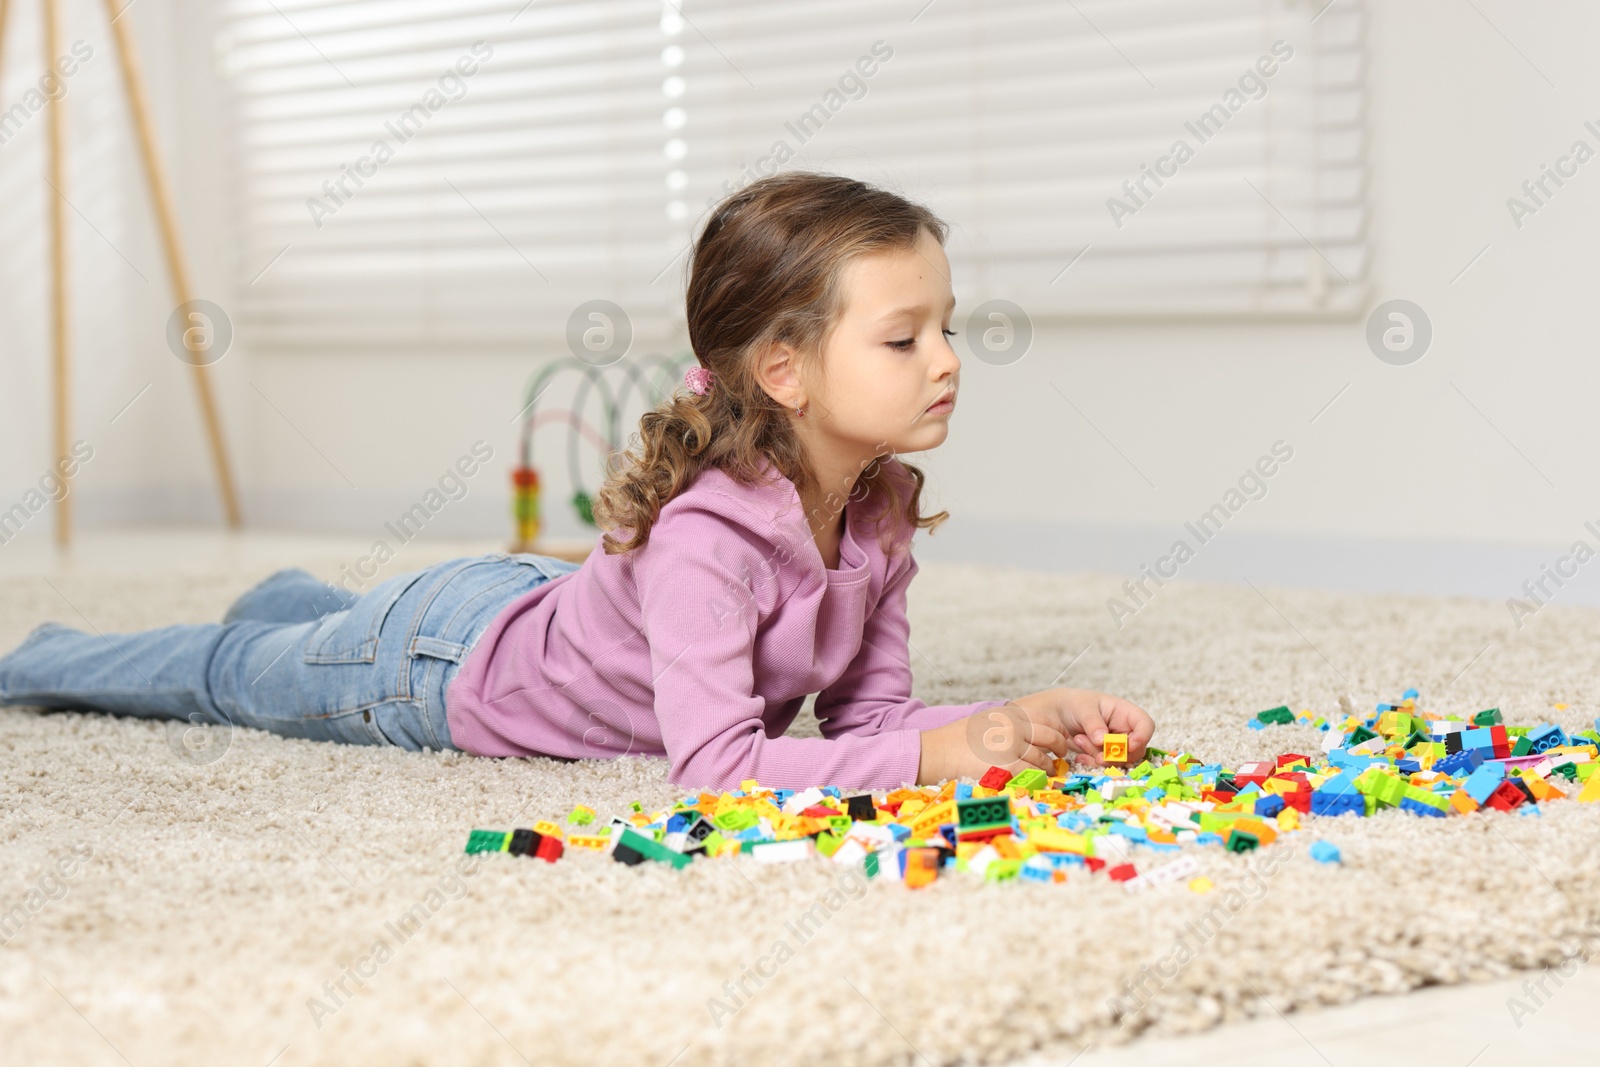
[1013,687,1155,769]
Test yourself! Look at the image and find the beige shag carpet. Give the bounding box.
[3,543,1600,1067]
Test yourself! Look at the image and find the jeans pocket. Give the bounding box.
[304,701,396,746]
[303,569,429,665]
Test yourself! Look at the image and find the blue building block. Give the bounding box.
[1526,724,1570,754]
[1312,790,1365,816]
[1463,764,1505,805]
[1254,793,1286,818]
[1309,840,1342,863]
[1400,797,1448,818]
[1434,749,1485,777]
[1319,769,1362,794]
[955,782,974,800]
[1327,751,1382,772]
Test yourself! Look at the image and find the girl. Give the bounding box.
[0,172,1154,792]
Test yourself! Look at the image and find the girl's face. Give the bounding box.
[811,227,962,459]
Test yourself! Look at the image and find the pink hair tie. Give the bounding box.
[684,366,714,395]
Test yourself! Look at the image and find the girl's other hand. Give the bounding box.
[917,700,1069,784]
[1019,687,1154,768]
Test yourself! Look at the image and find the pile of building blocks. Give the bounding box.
[462,689,1600,889]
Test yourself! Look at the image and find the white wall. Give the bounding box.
[3,0,1598,608]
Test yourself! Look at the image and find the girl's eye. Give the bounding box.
[888,338,915,351]
[941,329,956,339]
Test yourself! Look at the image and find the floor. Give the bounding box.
[1,527,1596,1067]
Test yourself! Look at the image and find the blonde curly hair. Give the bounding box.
[593,172,952,557]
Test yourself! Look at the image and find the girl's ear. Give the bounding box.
[755,339,805,408]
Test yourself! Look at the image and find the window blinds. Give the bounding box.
[220,0,677,350]
[220,0,1367,352]
[673,0,1367,319]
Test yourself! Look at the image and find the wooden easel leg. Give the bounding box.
[101,0,243,528]
[43,0,70,546]
[0,0,13,92]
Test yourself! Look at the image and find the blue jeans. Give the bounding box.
[0,552,579,751]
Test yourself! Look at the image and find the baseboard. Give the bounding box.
[911,515,1600,611]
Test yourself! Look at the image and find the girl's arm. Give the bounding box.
[814,551,1156,780]
[634,509,939,792]
[811,551,1006,735]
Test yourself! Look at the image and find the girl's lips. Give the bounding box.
[925,398,954,414]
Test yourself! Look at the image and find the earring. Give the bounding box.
[796,403,806,418]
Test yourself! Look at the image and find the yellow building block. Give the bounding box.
[1579,773,1600,803]
[566,834,611,850]
[1027,828,1088,854]
[904,848,941,889]
[1522,774,1564,802]
[992,834,1023,860]
[906,800,956,840]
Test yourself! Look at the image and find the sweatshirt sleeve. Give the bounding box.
[632,507,931,793]
[813,549,1010,740]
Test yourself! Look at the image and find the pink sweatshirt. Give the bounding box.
[445,456,1008,791]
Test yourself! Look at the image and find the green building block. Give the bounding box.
[713,808,759,833]
[984,858,1022,882]
[1257,705,1295,724]
[1403,784,1449,812]
[617,827,693,869]
[956,796,1012,837]
[1474,708,1503,726]
[1005,768,1048,792]
[814,832,845,858]
[1147,765,1179,788]
[465,829,511,854]
[1225,830,1259,853]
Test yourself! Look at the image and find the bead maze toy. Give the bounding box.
[464,688,1600,889]
[509,351,697,557]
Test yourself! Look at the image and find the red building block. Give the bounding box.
[1234,761,1276,787]
[979,766,1013,790]
[1484,780,1526,812]
[1281,788,1312,814]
